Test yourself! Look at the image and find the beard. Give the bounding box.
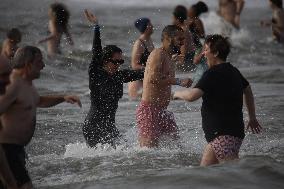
[170,42,181,55]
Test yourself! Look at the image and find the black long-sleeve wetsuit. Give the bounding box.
[82,25,144,147]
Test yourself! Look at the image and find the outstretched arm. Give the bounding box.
[38,35,55,44]
[243,85,262,133]
[38,95,82,108]
[121,69,144,83]
[173,88,203,101]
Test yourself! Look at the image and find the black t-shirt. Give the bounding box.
[194,63,249,142]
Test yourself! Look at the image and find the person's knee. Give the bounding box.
[200,144,218,166]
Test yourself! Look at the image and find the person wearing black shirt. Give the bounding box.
[83,10,144,148]
[174,34,262,166]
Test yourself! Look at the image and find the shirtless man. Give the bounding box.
[136,25,192,148]
[218,0,245,29]
[261,0,284,43]
[0,46,81,189]
[1,28,22,61]
[0,60,18,189]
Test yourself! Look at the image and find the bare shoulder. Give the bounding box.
[148,49,163,62]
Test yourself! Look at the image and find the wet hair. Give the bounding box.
[102,45,122,63]
[6,28,22,43]
[173,5,187,23]
[161,25,183,42]
[205,35,231,61]
[12,46,42,69]
[270,0,283,8]
[191,1,209,17]
[134,18,150,33]
[50,3,70,32]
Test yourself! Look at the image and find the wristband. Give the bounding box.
[175,78,181,86]
[93,24,100,31]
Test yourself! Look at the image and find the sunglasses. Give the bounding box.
[109,59,124,65]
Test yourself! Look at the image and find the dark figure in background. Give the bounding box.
[172,5,195,71]
[128,17,154,99]
[1,28,22,61]
[218,0,245,29]
[38,3,74,57]
[188,1,209,82]
[83,10,144,148]
[188,1,209,48]
[261,0,284,43]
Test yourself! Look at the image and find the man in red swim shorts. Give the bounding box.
[136,25,192,148]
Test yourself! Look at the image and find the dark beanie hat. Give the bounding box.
[134,18,150,33]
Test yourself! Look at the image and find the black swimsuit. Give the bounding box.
[138,39,151,66]
[82,25,144,147]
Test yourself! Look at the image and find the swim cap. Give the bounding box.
[134,18,150,33]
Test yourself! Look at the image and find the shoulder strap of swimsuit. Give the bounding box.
[139,39,149,52]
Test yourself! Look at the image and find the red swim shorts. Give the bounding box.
[210,135,243,161]
[136,101,178,140]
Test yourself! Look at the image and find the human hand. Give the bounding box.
[246,118,262,134]
[180,78,193,88]
[84,9,98,25]
[64,95,82,108]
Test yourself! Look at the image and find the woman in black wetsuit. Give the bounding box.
[128,18,154,99]
[83,10,144,148]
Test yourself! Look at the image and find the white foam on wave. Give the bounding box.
[202,11,251,47]
[64,127,187,159]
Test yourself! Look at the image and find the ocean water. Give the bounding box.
[0,0,284,188]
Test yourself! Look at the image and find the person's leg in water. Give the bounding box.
[200,144,219,166]
[201,135,243,166]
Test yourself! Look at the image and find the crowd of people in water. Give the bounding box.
[0,0,283,188]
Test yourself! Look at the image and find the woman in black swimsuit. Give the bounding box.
[82,10,144,148]
[128,18,154,99]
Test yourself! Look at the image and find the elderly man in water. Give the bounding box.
[0,46,81,189]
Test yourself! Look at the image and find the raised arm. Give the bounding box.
[84,9,103,72]
[38,95,82,108]
[243,85,262,133]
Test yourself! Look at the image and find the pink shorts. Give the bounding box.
[210,135,243,161]
[136,101,178,140]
